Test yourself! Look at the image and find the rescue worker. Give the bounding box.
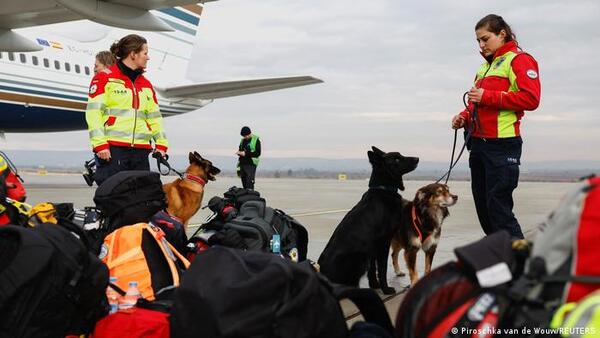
[94,50,116,74]
[451,14,541,239]
[85,34,168,185]
[0,152,26,226]
[236,126,261,190]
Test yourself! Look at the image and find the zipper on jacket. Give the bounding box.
[131,81,138,146]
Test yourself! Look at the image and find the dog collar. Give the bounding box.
[183,173,207,187]
[368,185,399,194]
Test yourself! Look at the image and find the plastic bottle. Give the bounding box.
[106,277,120,314]
[118,281,141,312]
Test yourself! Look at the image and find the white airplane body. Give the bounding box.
[0,1,322,133]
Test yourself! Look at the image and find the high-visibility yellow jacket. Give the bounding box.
[85,64,168,153]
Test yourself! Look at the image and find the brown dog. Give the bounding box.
[391,183,457,285]
[163,151,220,227]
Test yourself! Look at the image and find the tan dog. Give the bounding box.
[391,183,457,285]
[163,151,220,228]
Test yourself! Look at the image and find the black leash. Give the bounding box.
[152,152,184,179]
[436,92,476,184]
[436,61,493,184]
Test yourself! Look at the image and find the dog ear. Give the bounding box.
[188,152,195,164]
[367,151,381,165]
[193,151,204,162]
[371,146,385,156]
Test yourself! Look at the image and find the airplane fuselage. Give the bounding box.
[0,12,204,133]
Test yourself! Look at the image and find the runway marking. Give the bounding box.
[187,208,350,229]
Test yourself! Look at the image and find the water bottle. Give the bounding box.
[106,277,120,314]
[118,281,141,312]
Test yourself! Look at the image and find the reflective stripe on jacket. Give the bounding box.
[459,41,541,139]
[85,64,168,152]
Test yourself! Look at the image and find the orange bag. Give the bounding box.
[100,223,190,300]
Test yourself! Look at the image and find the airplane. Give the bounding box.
[0,0,323,133]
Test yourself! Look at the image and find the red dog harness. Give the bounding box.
[411,205,432,245]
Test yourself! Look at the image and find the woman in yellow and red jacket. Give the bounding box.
[451,14,541,239]
[86,34,168,185]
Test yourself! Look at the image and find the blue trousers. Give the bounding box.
[469,137,524,239]
[94,146,151,186]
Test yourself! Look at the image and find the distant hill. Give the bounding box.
[2,150,598,181]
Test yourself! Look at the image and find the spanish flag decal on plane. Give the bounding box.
[50,41,63,49]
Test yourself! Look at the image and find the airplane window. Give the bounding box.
[20,54,26,63]
[43,58,49,68]
[32,56,39,66]
[84,66,90,75]
[65,62,71,72]
[8,52,15,61]
[54,60,60,70]
[75,64,81,73]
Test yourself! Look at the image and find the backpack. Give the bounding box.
[220,200,308,261]
[0,224,109,337]
[100,223,190,301]
[500,174,600,331]
[151,210,188,255]
[170,246,394,338]
[94,171,167,233]
[395,231,527,338]
[92,305,170,338]
[223,186,264,209]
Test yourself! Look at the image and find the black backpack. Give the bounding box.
[170,247,393,338]
[0,224,109,337]
[220,200,308,261]
[223,186,264,209]
[94,171,166,233]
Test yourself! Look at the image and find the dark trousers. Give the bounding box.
[239,164,257,190]
[469,137,524,239]
[94,146,151,186]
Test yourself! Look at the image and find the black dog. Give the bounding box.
[318,146,419,294]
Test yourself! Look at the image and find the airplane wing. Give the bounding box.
[155,76,324,100]
[0,0,217,51]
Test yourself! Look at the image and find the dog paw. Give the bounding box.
[381,286,396,295]
[394,270,406,277]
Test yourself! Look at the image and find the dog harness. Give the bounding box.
[183,173,206,187]
[411,205,433,245]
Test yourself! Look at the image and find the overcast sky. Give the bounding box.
[5,0,600,163]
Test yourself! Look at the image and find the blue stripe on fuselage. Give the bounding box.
[0,102,86,132]
[158,8,200,26]
[0,102,189,132]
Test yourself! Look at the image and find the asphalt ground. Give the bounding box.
[22,173,578,326]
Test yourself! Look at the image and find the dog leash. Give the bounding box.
[152,152,184,179]
[436,92,476,184]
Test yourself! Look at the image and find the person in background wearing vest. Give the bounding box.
[451,14,541,239]
[236,126,261,190]
[85,34,168,185]
[94,50,116,75]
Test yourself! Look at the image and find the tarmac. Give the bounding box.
[22,172,579,326]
